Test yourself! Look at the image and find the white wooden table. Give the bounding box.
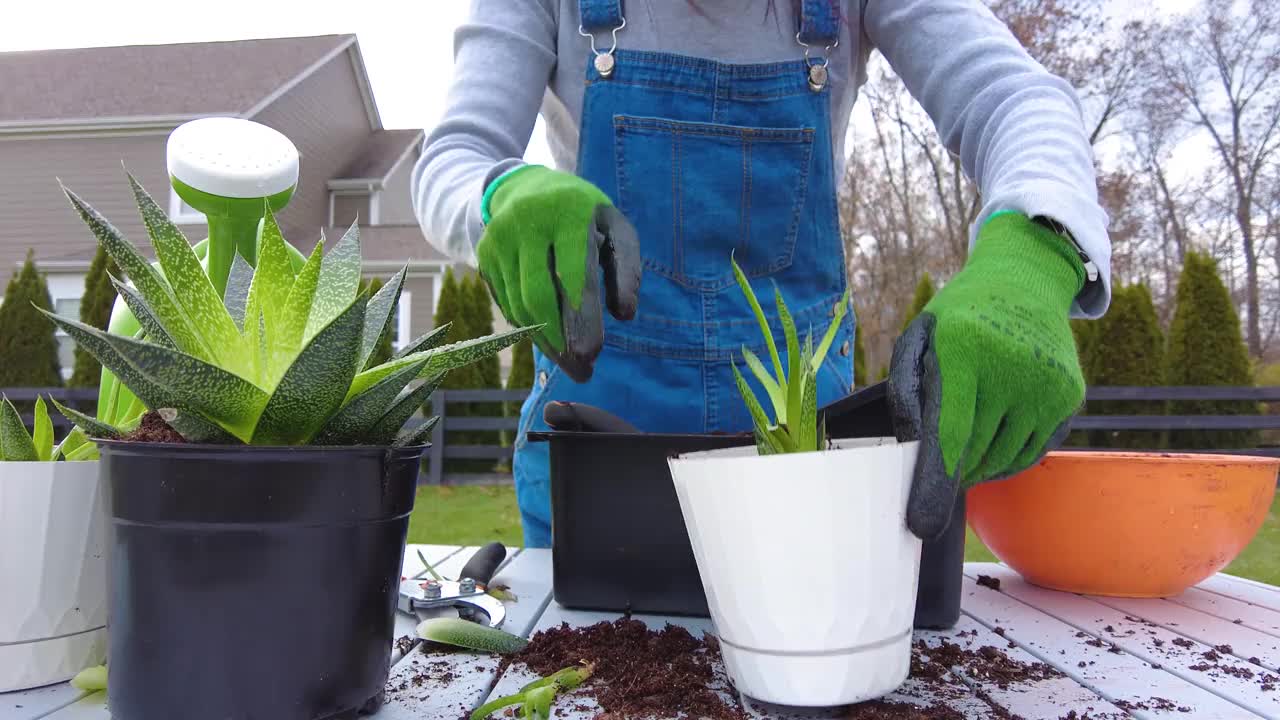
[6,546,1280,719]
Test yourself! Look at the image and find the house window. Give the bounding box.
[54,297,81,379]
[168,188,206,225]
[332,193,371,228]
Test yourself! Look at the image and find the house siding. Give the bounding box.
[0,132,178,272]
[379,146,418,225]
[404,273,435,342]
[252,48,373,245]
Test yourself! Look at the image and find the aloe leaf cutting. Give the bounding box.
[416,617,528,654]
[52,175,536,447]
[0,396,38,461]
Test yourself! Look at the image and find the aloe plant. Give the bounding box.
[731,256,849,454]
[0,394,96,462]
[44,175,537,446]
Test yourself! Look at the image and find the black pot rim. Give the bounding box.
[95,439,429,460]
[527,430,753,442]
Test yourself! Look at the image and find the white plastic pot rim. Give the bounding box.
[672,436,914,463]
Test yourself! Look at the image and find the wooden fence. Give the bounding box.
[7,386,1280,479]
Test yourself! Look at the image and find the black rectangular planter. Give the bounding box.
[98,441,425,720]
[530,386,966,628]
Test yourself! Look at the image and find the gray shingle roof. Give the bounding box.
[0,35,352,124]
[335,129,423,182]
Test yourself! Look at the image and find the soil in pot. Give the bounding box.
[122,411,186,444]
[102,413,424,720]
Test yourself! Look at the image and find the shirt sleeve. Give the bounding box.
[410,0,558,267]
[861,0,1112,317]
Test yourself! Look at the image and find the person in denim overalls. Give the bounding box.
[412,1,1112,549]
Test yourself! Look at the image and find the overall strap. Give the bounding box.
[579,0,624,32]
[797,0,841,47]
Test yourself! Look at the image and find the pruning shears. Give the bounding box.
[398,542,509,629]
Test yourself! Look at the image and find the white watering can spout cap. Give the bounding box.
[166,117,299,199]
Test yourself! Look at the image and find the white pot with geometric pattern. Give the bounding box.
[668,437,922,707]
[0,460,107,692]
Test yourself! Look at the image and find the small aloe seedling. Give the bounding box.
[731,256,849,454]
[47,176,538,446]
[471,662,595,720]
[0,395,96,462]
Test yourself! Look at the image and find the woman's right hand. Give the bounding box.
[477,165,641,383]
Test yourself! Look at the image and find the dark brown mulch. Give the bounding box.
[843,700,965,719]
[512,618,747,720]
[122,411,186,443]
[976,575,1002,591]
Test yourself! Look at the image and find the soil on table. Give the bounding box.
[479,618,1105,719]
[976,575,1002,591]
[123,411,187,444]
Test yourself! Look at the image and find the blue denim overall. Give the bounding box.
[512,0,856,548]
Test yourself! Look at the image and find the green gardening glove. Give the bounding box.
[888,212,1090,540]
[478,165,641,382]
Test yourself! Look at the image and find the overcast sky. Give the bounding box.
[2,0,1196,176]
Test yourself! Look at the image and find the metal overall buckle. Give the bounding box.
[796,32,839,92]
[579,17,626,79]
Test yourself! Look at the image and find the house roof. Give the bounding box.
[0,35,353,125]
[334,129,423,183]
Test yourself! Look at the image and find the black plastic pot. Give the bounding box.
[98,441,425,720]
[530,384,967,627]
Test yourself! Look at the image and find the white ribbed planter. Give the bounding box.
[669,437,922,707]
[0,461,107,692]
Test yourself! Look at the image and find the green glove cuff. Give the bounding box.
[963,211,1087,311]
[480,164,539,225]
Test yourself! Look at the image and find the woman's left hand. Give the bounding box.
[887,212,1088,541]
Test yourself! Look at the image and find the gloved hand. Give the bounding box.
[888,211,1088,540]
[478,165,641,382]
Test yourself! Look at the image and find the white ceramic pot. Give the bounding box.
[668,437,922,707]
[0,461,107,692]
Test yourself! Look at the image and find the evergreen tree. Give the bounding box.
[69,246,121,388]
[1083,284,1166,449]
[502,337,536,455]
[429,268,486,474]
[0,250,63,393]
[358,276,395,370]
[464,274,503,467]
[901,273,936,332]
[1166,251,1258,449]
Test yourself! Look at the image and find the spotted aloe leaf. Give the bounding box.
[360,267,406,371]
[243,209,298,375]
[312,358,428,446]
[365,374,447,446]
[62,184,209,360]
[30,396,53,462]
[273,237,324,380]
[393,415,440,448]
[52,399,122,440]
[128,174,244,371]
[40,311,235,443]
[348,326,539,401]
[731,363,782,455]
[741,346,784,423]
[393,322,452,360]
[251,297,366,445]
[305,221,362,343]
[0,395,37,461]
[224,253,255,330]
[110,277,177,349]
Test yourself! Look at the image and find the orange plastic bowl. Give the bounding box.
[967,451,1279,598]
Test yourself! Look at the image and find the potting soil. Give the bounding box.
[469,619,1092,719]
[124,411,187,443]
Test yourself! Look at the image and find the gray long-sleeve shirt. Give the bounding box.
[410,0,1112,316]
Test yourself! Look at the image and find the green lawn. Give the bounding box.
[410,486,1280,588]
